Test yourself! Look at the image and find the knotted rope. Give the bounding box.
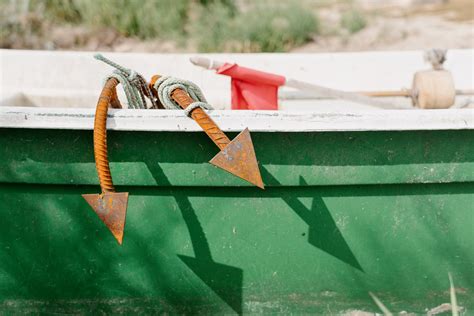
[424,49,447,70]
[153,76,213,116]
[94,54,159,109]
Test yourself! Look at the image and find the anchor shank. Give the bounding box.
[171,88,231,150]
[83,74,129,245]
[149,74,264,188]
[94,77,121,193]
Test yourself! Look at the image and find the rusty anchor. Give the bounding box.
[150,75,264,189]
[83,67,264,244]
[82,77,129,245]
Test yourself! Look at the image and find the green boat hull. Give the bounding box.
[1,128,473,314]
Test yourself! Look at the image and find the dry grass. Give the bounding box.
[0,0,319,52]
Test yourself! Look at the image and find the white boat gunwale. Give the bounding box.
[0,106,472,132]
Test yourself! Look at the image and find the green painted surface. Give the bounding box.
[1,129,473,187]
[0,128,473,314]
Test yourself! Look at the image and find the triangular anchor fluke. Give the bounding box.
[210,128,264,189]
[82,192,129,245]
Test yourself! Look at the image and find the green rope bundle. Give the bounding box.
[153,76,213,116]
[94,54,158,109]
[94,54,213,116]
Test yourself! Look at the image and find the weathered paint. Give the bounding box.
[1,106,474,132]
[0,127,473,314]
[1,129,473,186]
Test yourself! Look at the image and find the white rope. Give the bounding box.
[94,54,159,109]
[153,76,213,116]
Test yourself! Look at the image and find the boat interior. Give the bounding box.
[1,49,473,112]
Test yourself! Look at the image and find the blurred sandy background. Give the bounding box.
[1,0,473,53]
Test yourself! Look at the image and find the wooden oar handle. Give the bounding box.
[94,77,123,193]
[171,88,230,150]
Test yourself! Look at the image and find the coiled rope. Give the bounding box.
[94,54,159,109]
[94,54,213,115]
[424,49,446,70]
[153,76,213,116]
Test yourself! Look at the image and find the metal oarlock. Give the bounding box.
[150,75,264,189]
[82,77,129,245]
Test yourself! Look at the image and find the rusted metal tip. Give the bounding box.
[209,128,264,189]
[82,192,129,245]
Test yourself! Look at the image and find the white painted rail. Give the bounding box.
[1,106,472,132]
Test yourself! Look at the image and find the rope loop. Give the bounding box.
[153,76,213,116]
[185,102,210,116]
[94,54,159,109]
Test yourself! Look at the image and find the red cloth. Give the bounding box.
[216,63,286,110]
